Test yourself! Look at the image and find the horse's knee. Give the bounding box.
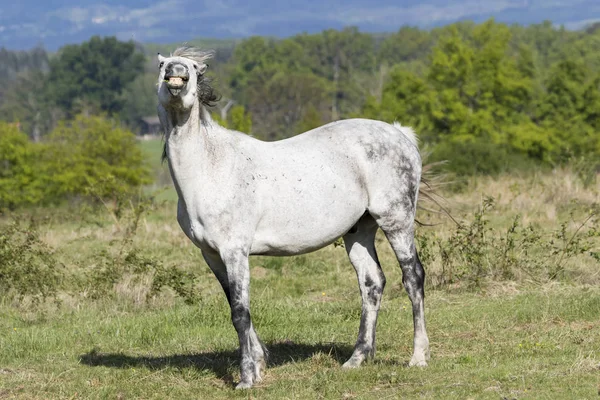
[364,272,385,307]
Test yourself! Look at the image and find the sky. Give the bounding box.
[1,0,599,50]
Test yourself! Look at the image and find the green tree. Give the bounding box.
[213,105,253,134]
[247,71,332,139]
[119,73,159,133]
[45,37,144,117]
[377,26,433,65]
[229,105,252,134]
[0,69,54,142]
[362,68,433,136]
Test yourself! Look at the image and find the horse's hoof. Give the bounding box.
[235,381,253,390]
[342,358,362,368]
[408,358,428,367]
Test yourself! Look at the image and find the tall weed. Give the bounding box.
[418,198,599,289]
[0,218,62,302]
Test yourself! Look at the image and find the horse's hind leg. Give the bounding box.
[342,213,386,368]
[380,222,430,367]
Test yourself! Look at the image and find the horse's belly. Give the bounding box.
[250,192,365,256]
[250,221,353,256]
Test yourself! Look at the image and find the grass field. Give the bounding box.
[0,139,598,399]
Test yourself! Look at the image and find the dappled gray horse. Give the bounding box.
[157,47,430,389]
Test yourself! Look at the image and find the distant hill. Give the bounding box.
[1,0,599,50]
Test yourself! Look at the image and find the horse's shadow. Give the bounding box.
[79,341,354,386]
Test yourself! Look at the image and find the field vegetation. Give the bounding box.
[0,17,599,400]
[0,148,598,398]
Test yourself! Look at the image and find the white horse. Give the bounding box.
[157,47,430,389]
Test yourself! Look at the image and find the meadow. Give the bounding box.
[0,139,599,399]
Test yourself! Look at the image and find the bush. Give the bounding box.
[0,122,45,209]
[417,198,600,288]
[43,114,151,201]
[429,138,539,177]
[0,115,152,209]
[0,218,62,301]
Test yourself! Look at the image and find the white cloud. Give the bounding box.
[331,0,526,27]
[563,17,600,30]
[530,0,590,8]
[46,1,187,31]
[40,0,600,38]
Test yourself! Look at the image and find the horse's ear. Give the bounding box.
[197,63,208,75]
[158,54,166,64]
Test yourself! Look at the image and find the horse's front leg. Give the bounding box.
[220,249,267,389]
[202,250,231,305]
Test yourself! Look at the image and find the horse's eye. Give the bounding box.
[193,64,198,70]
[159,62,164,68]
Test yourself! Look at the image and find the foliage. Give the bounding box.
[428,139,537,177]
[246,71,332,139]
[82,197,201,305]
[0,46,49,118]
[0,69,53,141]
[119,73,160,133]
[213,104,253,134]
[0,122,45,209]
[45,36,144,117]
[42,114,151,201]
[228,105,253,134]
[1,21,600,172]
[0,218,62,301]
[417,197,600,288]
[0,196,202,305]
[364,20,600,173]
[377,26,433,65]
[0,115,151,208]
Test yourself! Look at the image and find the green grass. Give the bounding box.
[1,282,599,399]
[0,144,598,398]
[138,138,178,201]
[138,138,164,173]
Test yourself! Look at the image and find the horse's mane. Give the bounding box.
[171,46,220,107]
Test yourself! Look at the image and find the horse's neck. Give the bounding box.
[162,102,220,197]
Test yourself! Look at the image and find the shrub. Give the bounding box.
[429,138,539,177]
[42,114,151,201]
[0,122,45,209]
[418,198,600,288]
[0,218,62,301]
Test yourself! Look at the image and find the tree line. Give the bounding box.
[0,19,599,207]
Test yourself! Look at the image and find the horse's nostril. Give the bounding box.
[165,63,189,78]
[174,65,188,75]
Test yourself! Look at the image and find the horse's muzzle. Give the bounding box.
[164,63,189,96]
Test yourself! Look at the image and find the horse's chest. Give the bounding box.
[176,202,210,249]
[177,199,235,251]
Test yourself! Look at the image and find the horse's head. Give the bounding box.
[157,47,215,110]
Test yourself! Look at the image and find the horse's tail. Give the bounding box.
[391,122,460,227]
[392,122,418,149]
